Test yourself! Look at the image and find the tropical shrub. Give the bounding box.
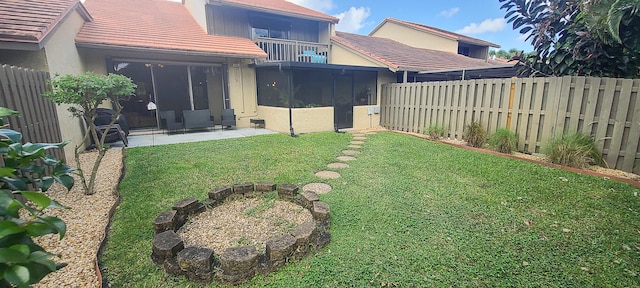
[488,128,518,154]
[425,124,444,140]
[463,121,487,148]
[542,132,603,168]
[44,72,135,195]
[0,107,74,287]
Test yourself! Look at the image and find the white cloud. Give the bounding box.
[455,18,506,34]
[334,7,371,33]
[286,0,334,12]
[439,7,459,18]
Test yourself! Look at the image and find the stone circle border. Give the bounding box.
[151,182,331,285]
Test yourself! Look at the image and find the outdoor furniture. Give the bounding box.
[297,50,326,63]
[95,124,128,147]
[183,109,215,131]
[250,118,265,129]
[159,110,184,134]
[221,108,236,130]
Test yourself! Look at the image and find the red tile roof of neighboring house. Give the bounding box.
[76,0,267,58]
[370,18,500,48]
[0,0,91,46]
[333,31,501,72]
[213,0,339,23]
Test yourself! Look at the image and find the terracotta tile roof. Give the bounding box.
[370,18,500,48]
[213,0,339,23]
[76,0,267,58]
[333,31,500,72]
[0,0,90,45]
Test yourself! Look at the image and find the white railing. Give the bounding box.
[255,37,329,63]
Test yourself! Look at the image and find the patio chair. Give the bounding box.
[159,110,184,134]
[95,124,128,147]
[221,108,236,130]
[183,109,215,132]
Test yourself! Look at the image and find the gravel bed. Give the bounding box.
[178,198,312,254]
[33,149,122,288]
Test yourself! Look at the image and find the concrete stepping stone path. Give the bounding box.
[352,133,366,137]
[350,141,365,145]
[347,145,361,149]
[342,150,361,155]
[327,162,349,169]
[337,156,356,161]
[315,171,341,179]
[302,183,333,194]
[353,136,367,141]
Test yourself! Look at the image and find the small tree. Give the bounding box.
[0,107,74,287]
[43,72,135,195]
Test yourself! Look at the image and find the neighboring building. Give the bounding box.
[1,0,512,155]
[369,18,500,61]
[0,0,92,158]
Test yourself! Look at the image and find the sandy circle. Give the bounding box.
[327,162,349,169]
[315,171,341,179]
[337,156,357,161]
[178,197,312,254]
[342,150,361,155]
[302,183,333,194]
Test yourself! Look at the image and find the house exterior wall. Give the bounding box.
[43,10,88,159]
[352,71,396,129]
[0,50,48,70]
[183,0,208,31]
[226,59,259,128]
[370,22,458,53]
[330,44,382,67]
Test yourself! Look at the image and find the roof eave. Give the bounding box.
[76,42,267,59]
[330,39,398,72]
[0,41,42,51]
[208,0,339,23]
[38,1,93,48]
[459,39,500,49]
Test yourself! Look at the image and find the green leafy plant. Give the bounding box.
[542,132,603,168]
[0,107,74,287]
[463,121,487,148]
[488,128,517,154]
[425,124,444,140]
[43,72,135,195]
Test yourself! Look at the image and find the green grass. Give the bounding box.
[103,132,640,287]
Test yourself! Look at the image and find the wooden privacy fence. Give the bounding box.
[0,64,64,161]
[380,76,640,174]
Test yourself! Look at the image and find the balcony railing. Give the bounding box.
[255,37,329,63]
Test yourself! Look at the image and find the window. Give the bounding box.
[251,15,290,40]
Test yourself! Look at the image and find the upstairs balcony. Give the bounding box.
[255,37,329,63]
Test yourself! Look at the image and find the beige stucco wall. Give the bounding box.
[0,49,48,71]
[352,71,396,129]
[183,0,208,32]
[371,22,458,53]
[330,44,383,67]
[43,10,88,159]
[257,106,334,134]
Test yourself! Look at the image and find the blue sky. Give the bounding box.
[287,0,534,52]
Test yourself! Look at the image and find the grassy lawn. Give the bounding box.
[103,132,640,287]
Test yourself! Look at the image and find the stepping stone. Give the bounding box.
[327,162,349,169]
[302,183,333,194]
[364,132,377,135]
[342,150,361,155]
[352,133,366,137]
[350,141,365,145]
[336,156,356,161]
[353,137,366,140]
[315,171,341,179]
[348,145,361,149]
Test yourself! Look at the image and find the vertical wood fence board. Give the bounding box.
[622,80,640,172]
[517,78,534,152]
[528,78,547,153]
[450,81,461,138]
[568,77,587,133]
[418,84,427,134]
[595,79,617,156]
[554,76,573,136]
[607,79,633,169]
[582,77,602,136]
